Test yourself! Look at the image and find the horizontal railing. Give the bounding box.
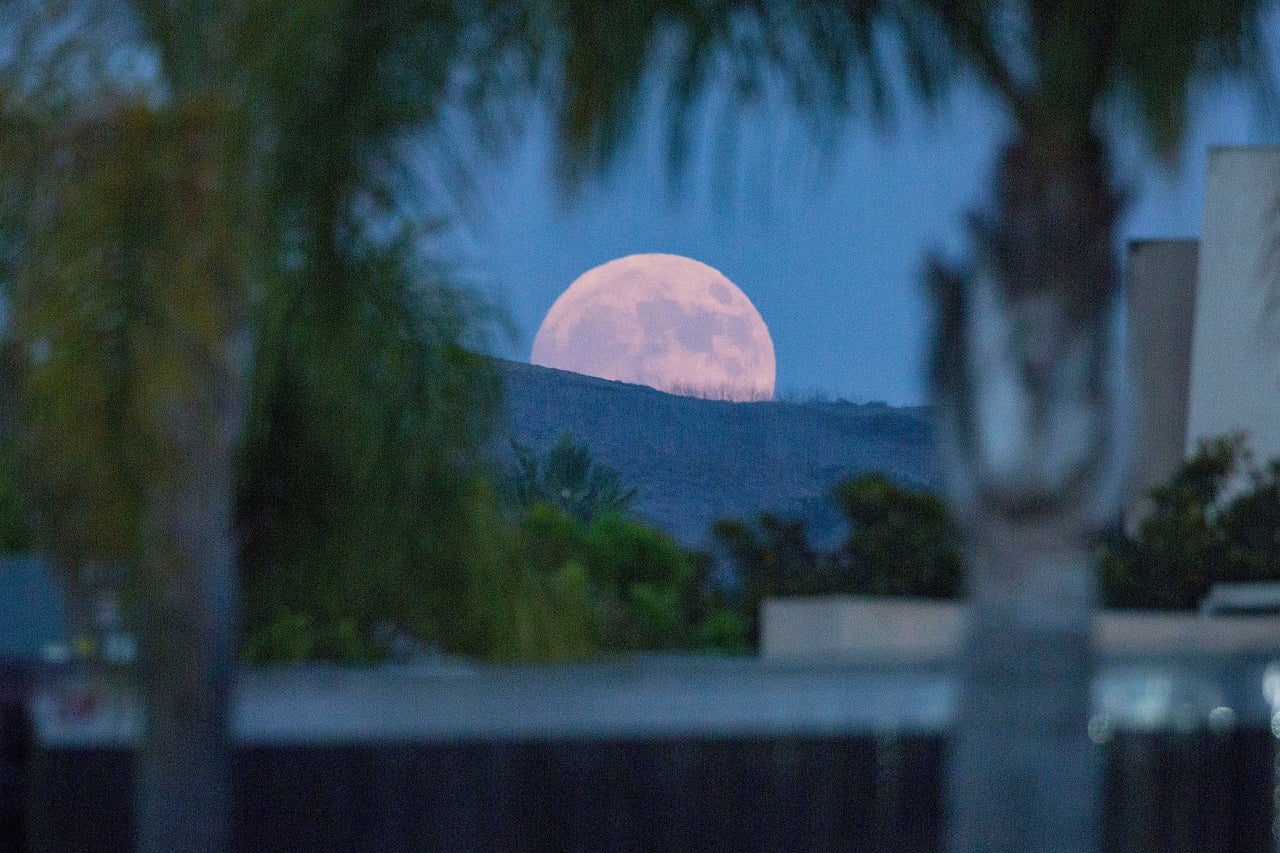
[30,650,1280,747]
[24,651,1280,853]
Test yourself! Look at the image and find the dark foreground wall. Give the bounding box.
[26,730,1274,853]
[29,736,941,853]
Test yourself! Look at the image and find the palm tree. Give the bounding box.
[918,6,1268,849]
[504,431,638,524]
[514,2,1271,849]
[1,1,518,850]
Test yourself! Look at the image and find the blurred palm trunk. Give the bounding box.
[934,133,1123,853]
[122,101,251,853]
[134,368,246,853]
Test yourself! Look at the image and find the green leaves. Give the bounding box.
[9,98,253,568]
[1107,0,1270,159]
[1100,435,1280,610]
[0,2,538,667]
[514,502,742,653]
[834,472,962,598]
[506,0,1271,208]
[712,473,962,644]
[930,1,1270,156]
[503,431,638,525]
[509,0,959,191]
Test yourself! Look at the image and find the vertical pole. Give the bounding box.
[946,522,1099,852]
[135,393,242,853]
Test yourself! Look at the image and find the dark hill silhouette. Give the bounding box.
[494,359,939,547]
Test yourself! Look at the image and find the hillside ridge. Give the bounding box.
[494,359,939,547]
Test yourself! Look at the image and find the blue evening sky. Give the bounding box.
[459,70,1270,406]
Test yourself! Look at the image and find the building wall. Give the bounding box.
[1123,239,1198,525]
[1185,147,1280,471]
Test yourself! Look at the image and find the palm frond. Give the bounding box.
[1108,0,1273,158]
[499,0,962,192]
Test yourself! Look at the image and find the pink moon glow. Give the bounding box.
[531,253,776,401]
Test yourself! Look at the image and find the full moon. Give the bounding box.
[531,254,776,401]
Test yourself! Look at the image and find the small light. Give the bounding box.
[41,642,70,664]
[103,633,137,665]
[1270,711,1280,738]
[1088,714,1112,744]
[1208,706,1237,732]
[1264,664,1280,705]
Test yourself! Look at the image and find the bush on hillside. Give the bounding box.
[240,475,600,665]
[709,438,1280,638]
[502,431,637,524]
[833,473,962,599]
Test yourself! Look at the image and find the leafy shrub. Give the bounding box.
[712,473,962,644]
[514,503,743,654]
[833,473,962,599]
[584,512,692,596]
[240,474,600,665]
[694,608,750,654]
[241,611,371,665]
[503,431,636,524]
[231,272,565,664]
[1100,436,1280,609]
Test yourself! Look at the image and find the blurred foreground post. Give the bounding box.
[4,61,252,853]
[919,3,1270,846]
[129,135,249,849]
[134,365,245,853]
[931,139,1124,851]
[946,522,1106,850]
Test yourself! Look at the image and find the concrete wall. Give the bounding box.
[1124,240,1198,523]
[1185,147,1280,469]
[761,597,1280,663]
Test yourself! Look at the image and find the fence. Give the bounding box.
[19,650,1280,852]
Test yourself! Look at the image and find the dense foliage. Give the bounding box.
[241,430,747,663]
[713,473,963,644]
[503,431,637,525]
[492,431,746,655]
[0,2,595,668]
[239,474,606,665]
[833,473,962,598]
[517,502,748,655]
[1100,437,1280,610]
